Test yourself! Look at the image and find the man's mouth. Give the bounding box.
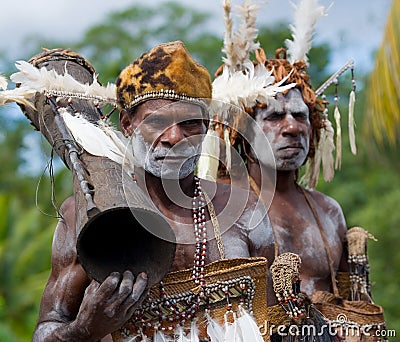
[278,144,304,151]
[155,155,188,161]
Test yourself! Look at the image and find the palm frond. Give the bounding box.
[365,0,400,147]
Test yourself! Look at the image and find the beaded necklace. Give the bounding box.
[192,176,207,287]
[116,176,258,340]
[130,176,210,334]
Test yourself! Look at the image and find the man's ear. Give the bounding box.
[119,109,134,136]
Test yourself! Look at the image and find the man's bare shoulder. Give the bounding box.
[303,187,347,234]
[200,178,268,232]
[52,196,78,267]
[200,178,259,207]
[305,188,343,213]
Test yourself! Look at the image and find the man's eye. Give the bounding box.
[145,116,167,126]
[264,113,282,121]
[293,112,308,119]
[180,119,202,126]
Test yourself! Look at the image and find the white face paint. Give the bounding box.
[132,129,202,179]
[252,89,311,171]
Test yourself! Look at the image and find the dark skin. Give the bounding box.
[248,89,348,305]
[33,99,266,341]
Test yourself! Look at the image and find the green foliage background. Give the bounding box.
[0,2,398,340]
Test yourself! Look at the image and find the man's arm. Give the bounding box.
[33,197,148,342]
[313,191,349,273]
[331,197,349,273]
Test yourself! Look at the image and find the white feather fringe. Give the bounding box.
[153,331,173,342]
[285,0,327,65]
[206,312,224,342]
[197,127,221,181]
[309,141,322,189]
[236,307,264,342]
[177,327,191,342]
[320,118,335,182]
[348,89,357,155]
[134,307,264,342]
[224,128,232,172]
[300,134,321,189]
[0,86,36,109]
[189,321,200,342]
[212,62,295,118]
[0,73,7,91]
[9,60,116,105]
[334,106,342,170]
[224,320,240,342]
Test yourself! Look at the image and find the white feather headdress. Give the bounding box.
[222,0,260,72]
[213,0,295,108]
[10,61,117,106]
[0,60,117,109]
[197,0,296,179]
[285,0,327,65]
[204,0,357,189]
[211,62,295,117]
[0,70,39,108]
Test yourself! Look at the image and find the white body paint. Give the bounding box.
[132,129,201,179]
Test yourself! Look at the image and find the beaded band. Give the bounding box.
[125,89,209,113]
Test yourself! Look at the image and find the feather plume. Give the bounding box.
[334,106,342,169]
[0,86,37,109]
[60,109,134,174]
[348,89,357,154]
[285,0,327,65]
[197,126,221,181]
[211,62,296,118]
[206,312,224,342]
[320,118,335,182]
[0,73,7,91]
[222,0,236,70]
[10,60,116,105]
[231,0,261,70]
[236,308,263,342]
[222,0,261,71]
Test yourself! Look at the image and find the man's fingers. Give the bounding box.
[96,272,121,300]
[104,271,146,319]
[123,273,148,317]
[119,271,134,297]
[131,272,148,302]
[84,279,100,296]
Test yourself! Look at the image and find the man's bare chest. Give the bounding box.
[271,212,342,276]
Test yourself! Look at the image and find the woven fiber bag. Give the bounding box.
[311,290,386,341]
[112,257,269,341]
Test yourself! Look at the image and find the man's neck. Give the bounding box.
[248,160,298,194]
[134,167,195,211]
